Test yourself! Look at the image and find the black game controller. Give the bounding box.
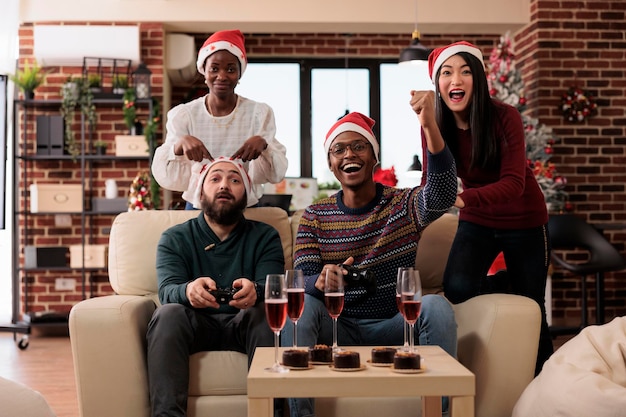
[209,287,238,304]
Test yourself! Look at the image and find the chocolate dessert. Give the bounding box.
[333,350,361,369]
[282,349,310,368]
[393,351,421,370]
[371,347,397,364]
[309,344,332,363]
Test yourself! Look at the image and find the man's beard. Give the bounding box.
[201,193,247,226]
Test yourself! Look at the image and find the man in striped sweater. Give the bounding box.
[282,108,458,417]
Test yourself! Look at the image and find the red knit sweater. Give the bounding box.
[423,101,548,229]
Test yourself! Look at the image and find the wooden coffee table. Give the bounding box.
[248,345,475,417]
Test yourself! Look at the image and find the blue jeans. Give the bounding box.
[442,219,553,375]
[281,294,457,417]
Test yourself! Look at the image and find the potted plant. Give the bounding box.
[9,59,47,100]
[87,74,102,94]
[93,139,108,155]
[62,76,80,101]
[112,74,129,95]
[60,77,96,160]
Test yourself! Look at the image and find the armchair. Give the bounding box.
[70,209,540,417]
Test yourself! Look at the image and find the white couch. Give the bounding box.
[69,208,541,417]
[0,376,57,417]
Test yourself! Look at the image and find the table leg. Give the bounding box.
[422,396,442,417]
[248,397,272,417]
[451,395,474,417]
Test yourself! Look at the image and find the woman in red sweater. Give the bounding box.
[419,41,552,375]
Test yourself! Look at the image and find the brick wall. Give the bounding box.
[14,23,164,314]
[514,0,626,326]
[15,4,626,325]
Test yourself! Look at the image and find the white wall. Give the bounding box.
[0,0,19,323]
[19,0,530,35]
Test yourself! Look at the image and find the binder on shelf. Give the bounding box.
[36,115,64,155]
[24,246,69,268]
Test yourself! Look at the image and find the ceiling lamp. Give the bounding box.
[399,0,431,66]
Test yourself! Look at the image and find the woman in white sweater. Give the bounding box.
[151,29,288,208]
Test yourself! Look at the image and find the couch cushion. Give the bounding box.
[189,351,248,396]
[109,207,293,296]
[415,213,458,294]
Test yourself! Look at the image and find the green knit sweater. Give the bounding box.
[156,212,285,314]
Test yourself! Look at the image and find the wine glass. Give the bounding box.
[264,274,289,373]
[396,267,413,352]
[285,269,305,348]
[324,269,344,352]
[397,268,422,353]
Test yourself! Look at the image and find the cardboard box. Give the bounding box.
[24,246,68,268]
[92,197,128,213]
[29,184,83,213]
[69,244,107,268]
[115,135,149,157]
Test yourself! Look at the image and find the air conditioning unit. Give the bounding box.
[166,34,198,86]
[34,25,140,67]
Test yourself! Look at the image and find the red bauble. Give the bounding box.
[499,74,508,83]
[519,97,527,105]
[545,147,553,154]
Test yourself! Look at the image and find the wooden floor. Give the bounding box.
[0,328,575,417]
[0,329,78,417]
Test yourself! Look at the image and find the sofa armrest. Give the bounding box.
[69,295,156,417]
[454,293,541,417]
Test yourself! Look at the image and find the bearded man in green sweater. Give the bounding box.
[146,157,284,417]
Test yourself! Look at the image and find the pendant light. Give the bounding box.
[399,0,431,66]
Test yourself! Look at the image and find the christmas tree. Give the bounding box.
[487,32,570,213]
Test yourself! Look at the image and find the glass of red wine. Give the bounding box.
[397,268,422,353]
[285,269,305,348]
[264,273,289,373]
[396,267,413,352]
[324,268,344,352]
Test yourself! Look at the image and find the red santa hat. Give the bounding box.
[182,157,252,208]
[428,41,484,83]
[324,112,379,162]
[196,29,247,77]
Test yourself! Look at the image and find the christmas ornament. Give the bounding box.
[560,86,597,123]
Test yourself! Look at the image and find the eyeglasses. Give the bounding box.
[329,141,370,157]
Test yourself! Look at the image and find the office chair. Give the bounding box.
[548,214,626,336]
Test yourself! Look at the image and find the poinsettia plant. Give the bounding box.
[373,166,398,187]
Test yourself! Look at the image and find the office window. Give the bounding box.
[311,68,370,184]
[242,59,432,186]
[237,63,301,177]
[380,63,433,188]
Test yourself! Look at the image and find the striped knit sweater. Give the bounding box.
[294,147,457,319]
